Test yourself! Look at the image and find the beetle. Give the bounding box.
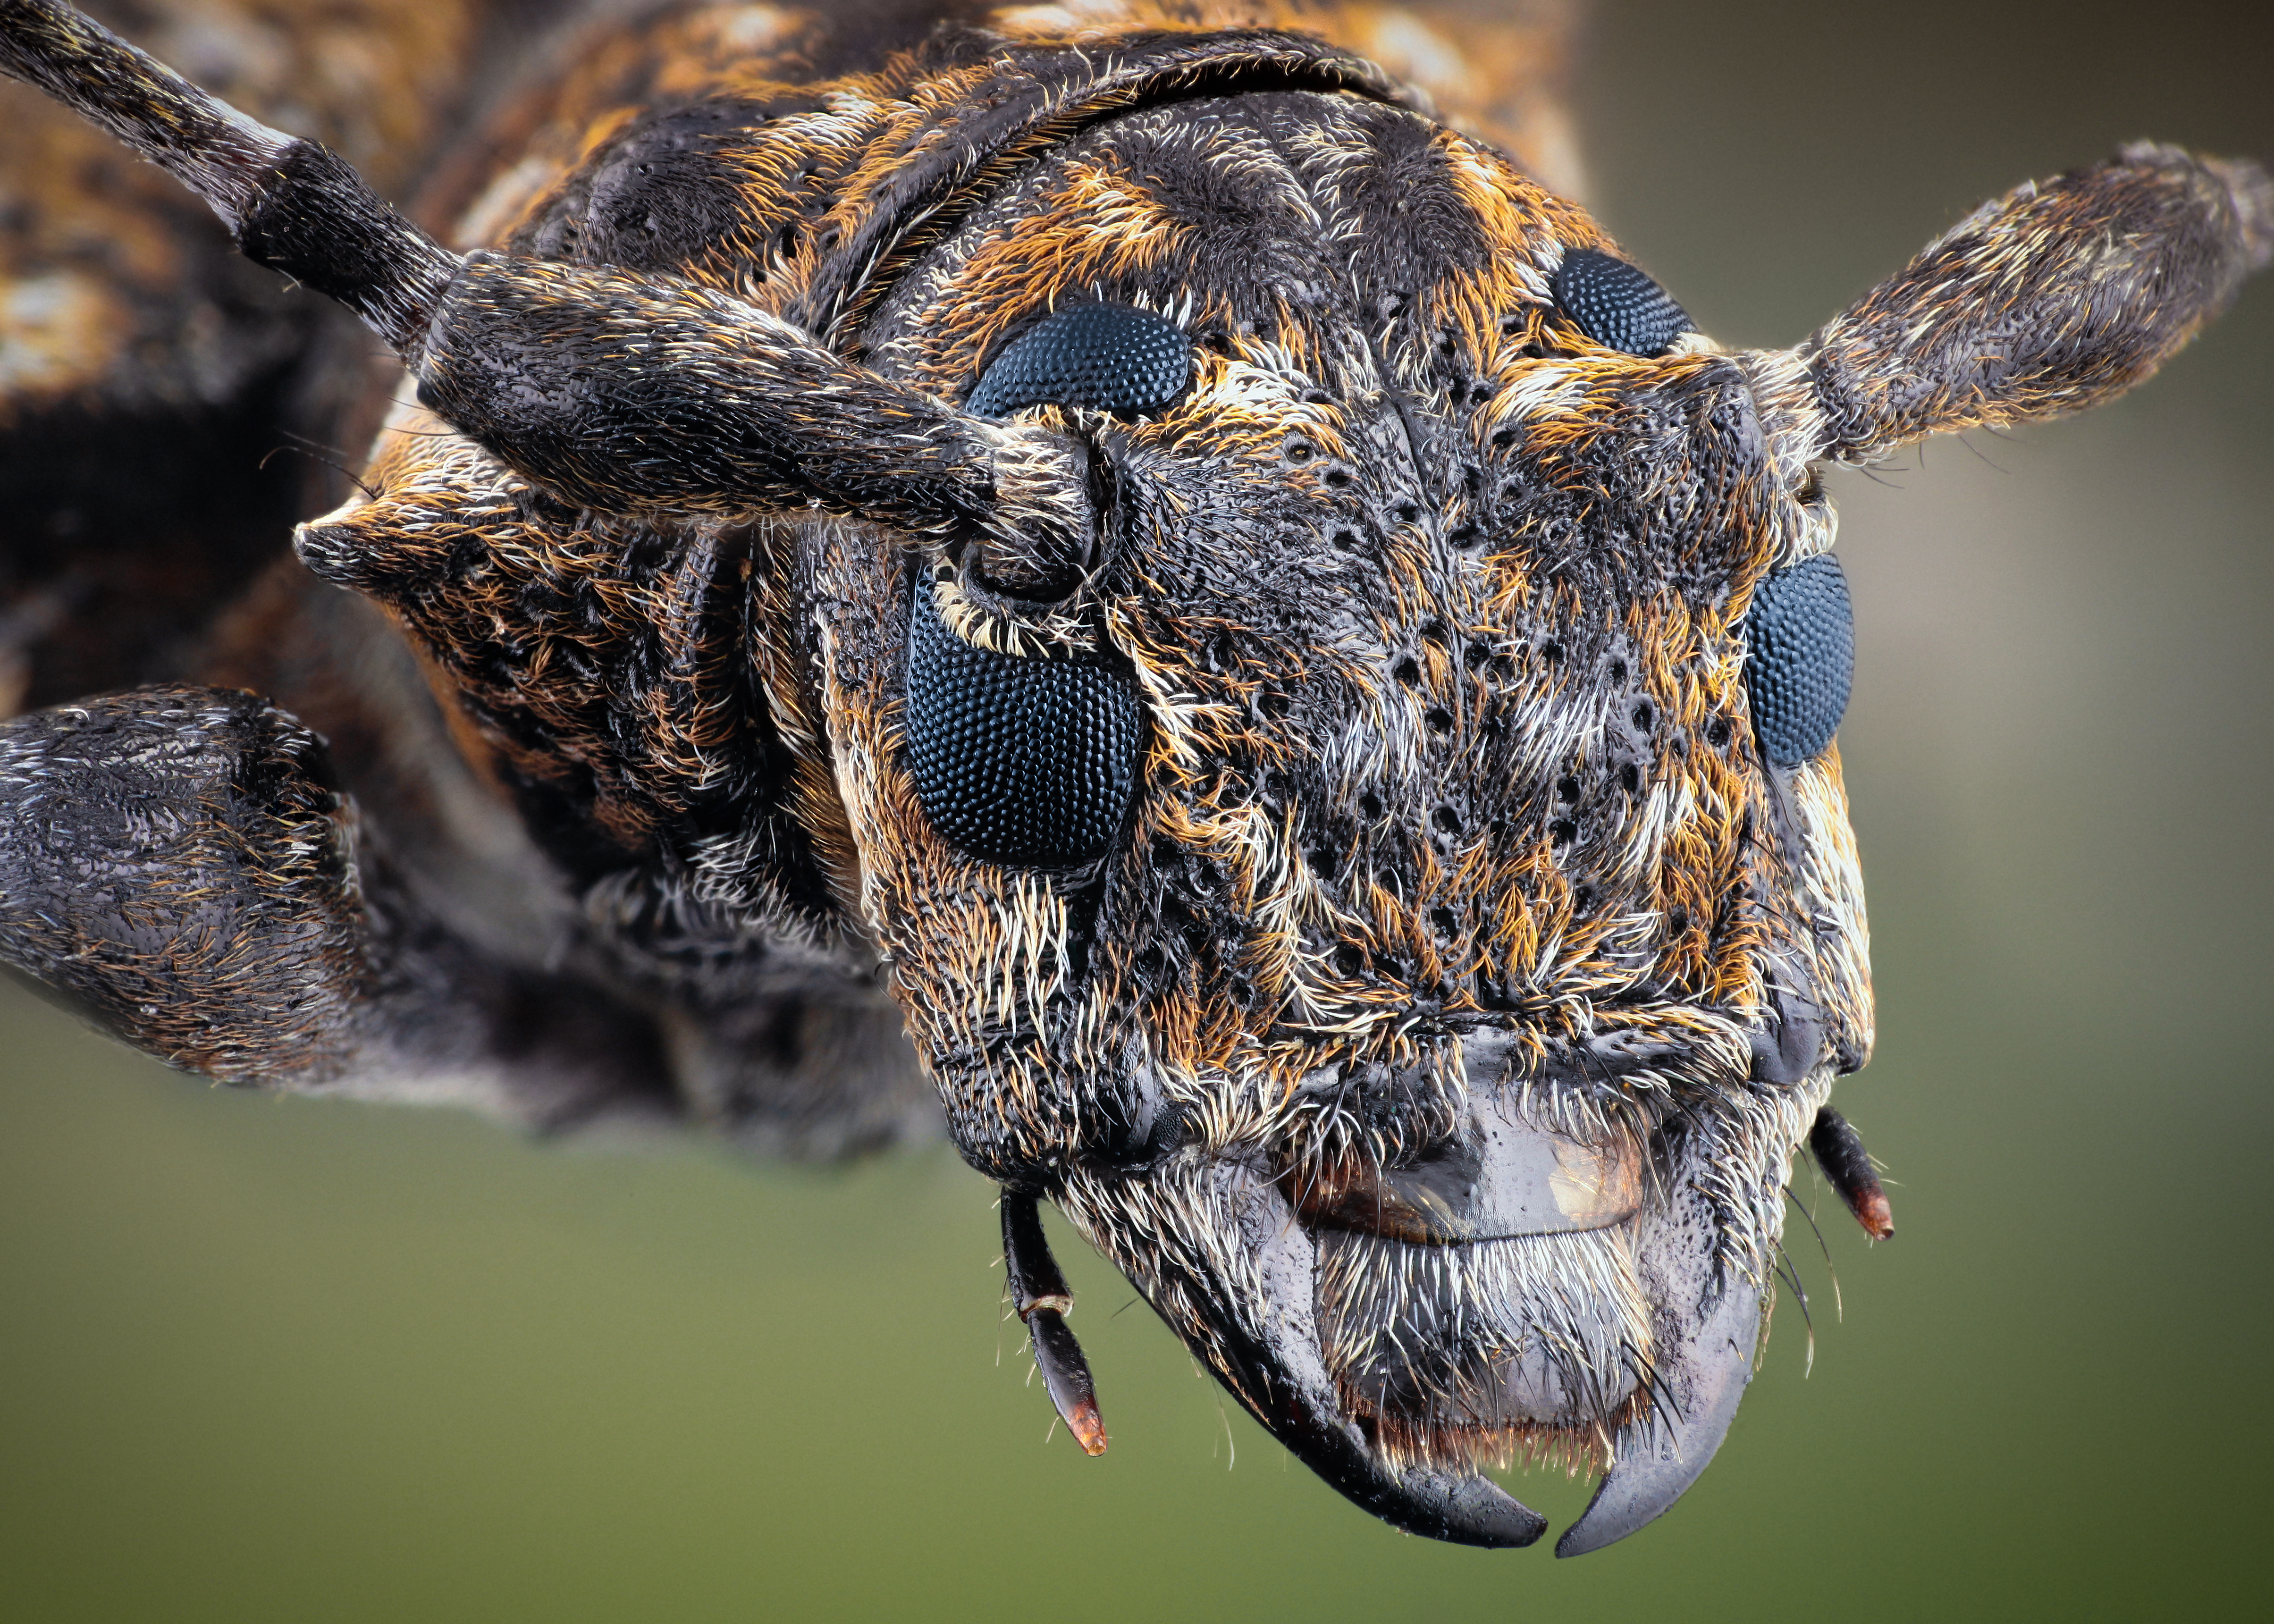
[0,0,2266,1560]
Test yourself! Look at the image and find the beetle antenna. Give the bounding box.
[0,0,455,348]
[1743,143,2272,480]
[0,0,277,222]
[4,0,1089,556]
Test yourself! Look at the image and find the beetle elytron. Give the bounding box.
[0,0,2265,1553]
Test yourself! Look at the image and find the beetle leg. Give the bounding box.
[1808,1105,1894,1241]
[0,683,376,1085]
[1001,1189,1108,1456]
[0,683,670,1126]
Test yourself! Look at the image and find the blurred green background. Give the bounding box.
[3,1,2269,1618]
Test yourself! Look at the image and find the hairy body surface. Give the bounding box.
[1,0,2265,1553]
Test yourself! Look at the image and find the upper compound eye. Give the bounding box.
[1552,248,1692,357]
[967,302,1193,419]
[1744,553,1854,767]
[903,578,1145,867]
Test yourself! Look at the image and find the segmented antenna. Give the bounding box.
[0,0,280,222]
[0,0,1089,550]
[0,0,456,347]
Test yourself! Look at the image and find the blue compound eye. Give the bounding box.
[903,578,1145,867]
[967,302,1193,419]
[1552,248,1692,357]
[1744,553,1854,767]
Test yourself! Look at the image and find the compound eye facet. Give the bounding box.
[1744,552,1854,768]
[966,302,1193,419]
[1552,247,1693,357]
[902,578,1145,867]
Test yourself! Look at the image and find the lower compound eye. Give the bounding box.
[902,577,1145,866]
[1743,552,1854,767]
[966,301,1193,419]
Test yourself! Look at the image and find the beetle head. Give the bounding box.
[805,100,2267,1547]
[807,87,1855,1545]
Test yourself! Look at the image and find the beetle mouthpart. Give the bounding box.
[1556,1245,1764,1555]
[1284,1094,1655,1454]
[1001,1189,1108,1456]
[1808,1105,1893,1241]
[1232,1164,1552,1546]
[1052,1158,1551,1547]
[1056,1106,1787,1551]
[1026,1306,1109,1456]
[1284,1099,1645,1247]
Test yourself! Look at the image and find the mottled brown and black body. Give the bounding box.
[1,0,2266,1552]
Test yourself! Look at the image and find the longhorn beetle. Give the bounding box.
[0,0,2266,1557]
